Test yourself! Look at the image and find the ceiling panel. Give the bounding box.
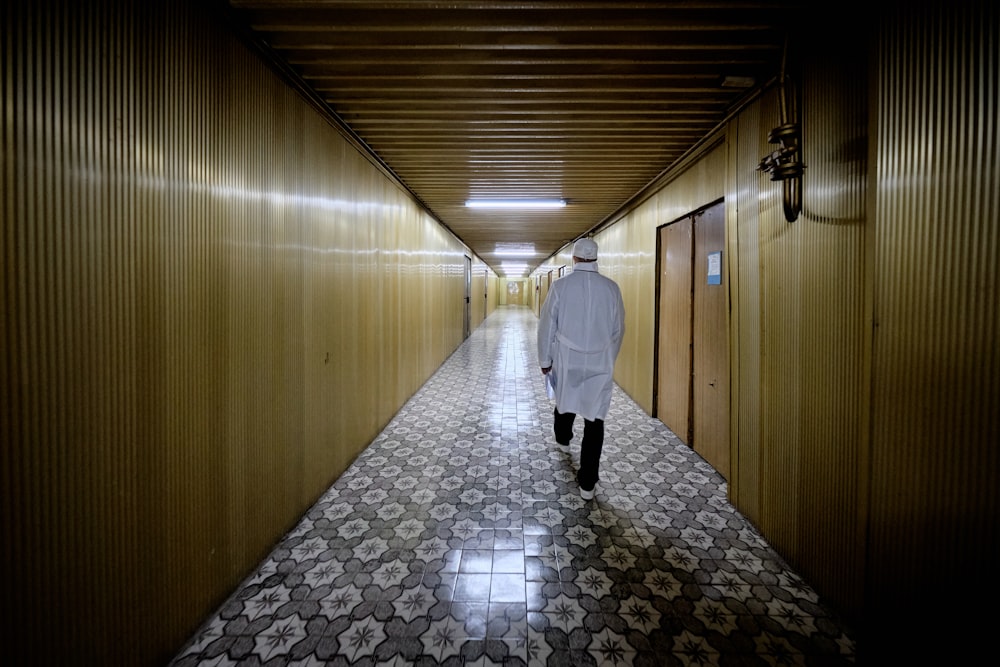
[227,0,801,274]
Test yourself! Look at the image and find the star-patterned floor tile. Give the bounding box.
[170,307,856,667]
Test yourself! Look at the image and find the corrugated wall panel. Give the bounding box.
[1,1,476,664]
[794,32,869,615]
[729,98,764,525]
[728,22,869,615]
[866,0,998,657]
[756,86,806,559]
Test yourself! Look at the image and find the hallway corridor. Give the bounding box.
[170,306,856,666]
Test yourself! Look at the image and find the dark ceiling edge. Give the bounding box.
[211,1,484,267]
[545,75,778,263]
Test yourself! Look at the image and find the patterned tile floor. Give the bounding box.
[171,306,856,666]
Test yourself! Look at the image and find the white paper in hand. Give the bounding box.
[545,371,557,401]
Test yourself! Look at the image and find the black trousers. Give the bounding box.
[553,407,604,491]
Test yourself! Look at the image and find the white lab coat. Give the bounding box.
[537,262,625,421]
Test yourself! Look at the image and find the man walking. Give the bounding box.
[537,238,625,500]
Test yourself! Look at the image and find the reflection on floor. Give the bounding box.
[171,306,855,666]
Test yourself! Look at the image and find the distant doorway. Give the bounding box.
[464,255,472,339]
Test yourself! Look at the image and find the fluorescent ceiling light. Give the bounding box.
[494,243,536,257]
[500,262,529,276]
[466,199,565,209]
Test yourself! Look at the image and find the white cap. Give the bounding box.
[573,238,598,260]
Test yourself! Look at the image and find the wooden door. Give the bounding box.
[656,219,694,443]
[693,203,729,478]
[463,255,472,339]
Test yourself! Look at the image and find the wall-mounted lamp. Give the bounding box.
[756,37,805,222]
[466,199,566,209]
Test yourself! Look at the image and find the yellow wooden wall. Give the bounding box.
[863,2,998,659]
[0,1,493,664]
[725,22,869,623]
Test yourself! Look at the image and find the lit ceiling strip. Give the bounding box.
[465,199,566,209]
